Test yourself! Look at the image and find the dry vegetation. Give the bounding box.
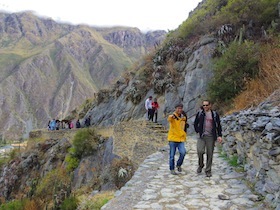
[233,42,280,111]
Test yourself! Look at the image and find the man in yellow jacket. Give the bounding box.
[168,103,187,175]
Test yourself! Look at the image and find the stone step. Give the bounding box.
[154,130,168,134]
[147,124,164,128]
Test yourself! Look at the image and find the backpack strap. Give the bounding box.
[173,114,179,120]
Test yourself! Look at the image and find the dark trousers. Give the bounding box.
[153,111,158,123]
[197,136,215,173]
[148,109,154,121]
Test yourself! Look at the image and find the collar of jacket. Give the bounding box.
[201,110,213,115]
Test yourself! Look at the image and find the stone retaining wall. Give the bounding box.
[221,102,280,208]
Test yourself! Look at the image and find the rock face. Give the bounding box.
[0,138,71,199]
[0,12,166,140]
[97,28,166,60]
[84,36,216,127]
[221,90,280,208]
[0,134,115,200]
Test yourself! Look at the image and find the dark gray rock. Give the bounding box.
[252,117,270,130]
[218,194,230,200]
[268,147,280,156]
[238,118,247,126]
[265,122,273,131]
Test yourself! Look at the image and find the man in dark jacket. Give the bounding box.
[194,100,222,177]
[85,116,91,127]
[76,119,81,128]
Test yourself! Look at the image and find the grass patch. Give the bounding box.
[228,155,239,167]
[61,196,79,210]
[232,40,280,111]
[78,191,114,210]
[171,0,279,41]
[219,152,243,169]
[0,199,25,210]
[0,198,42,210]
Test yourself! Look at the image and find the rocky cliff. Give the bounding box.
[0,12,166,140]
[83,36,216,128]
[0,121,167,208]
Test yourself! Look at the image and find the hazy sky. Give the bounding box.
[0,0,202,31]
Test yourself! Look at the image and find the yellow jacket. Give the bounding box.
[167,112,187,142]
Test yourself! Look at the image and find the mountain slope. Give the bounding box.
[0,12,166,139]
[80,0,279,126]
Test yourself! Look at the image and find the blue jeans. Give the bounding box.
[169,142,186,170]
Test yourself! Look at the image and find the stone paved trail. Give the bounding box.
[102,136,267,210]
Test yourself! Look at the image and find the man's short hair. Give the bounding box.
[149,96,153,98]
[203,100,211,105]
[175,103,183,108]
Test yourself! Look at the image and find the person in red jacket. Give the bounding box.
[152,98,160,123]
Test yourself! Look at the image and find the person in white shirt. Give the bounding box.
[145,96,153,121]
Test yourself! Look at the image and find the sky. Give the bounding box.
[0,0,202,31]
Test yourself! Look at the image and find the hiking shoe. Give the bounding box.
[206,171,212,177]
[197,167,203,174]
[177,166,182,172]
[170,170,178,175]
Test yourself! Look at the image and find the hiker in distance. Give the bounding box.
[152,98,159,123]
[168,104,187,175]
[194,100,223,177]
[145,96,153,121]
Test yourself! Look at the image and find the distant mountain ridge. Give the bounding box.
[0,12,166,139]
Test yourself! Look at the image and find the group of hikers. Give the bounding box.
[145,96,160,123]
[145,96,223,177]
[167,100,222,177]
[47,116,92,131]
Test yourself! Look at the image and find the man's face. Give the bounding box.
[203,101,211,111]
[149,97,152,100]
[175,107,183,114]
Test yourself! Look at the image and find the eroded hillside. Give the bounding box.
[0,12,166,139]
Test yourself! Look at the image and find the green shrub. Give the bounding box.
[35,168,71,202]
[71,129,99,159]
[173,0,279,41]
[208,41,260,103]
[65,129,100,172]
[65,150,79,172]
[0,199,25,210]
[60,196,78,210]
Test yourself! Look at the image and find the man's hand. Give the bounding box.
[217,137,222,143]
[168,115,176,119]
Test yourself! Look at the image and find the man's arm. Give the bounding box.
[145,100,148,110]
[168,115,176,122]
[194,112,200,133]
[216,113,223,143]
[216,113,222,137]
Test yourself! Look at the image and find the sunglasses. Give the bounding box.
[203,104,210,107]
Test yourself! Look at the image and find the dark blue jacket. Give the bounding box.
[194,110,222,140]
